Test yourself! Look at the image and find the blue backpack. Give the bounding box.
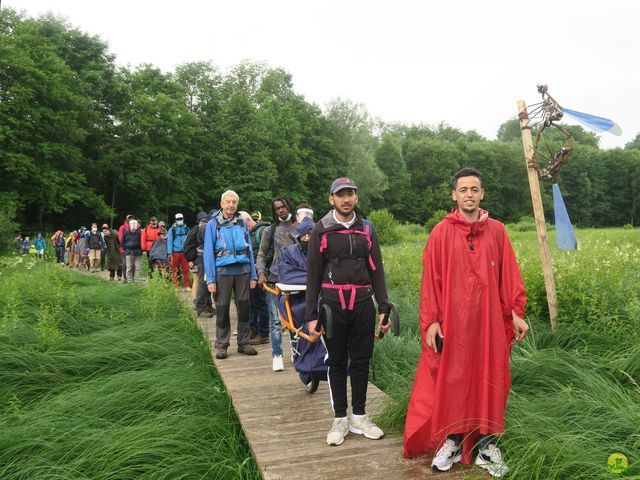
[211,213,251,265]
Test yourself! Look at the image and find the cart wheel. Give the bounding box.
[304,377,320,394]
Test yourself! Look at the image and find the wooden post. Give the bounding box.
[517,100,558,330]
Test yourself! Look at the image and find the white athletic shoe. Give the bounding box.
[431,438,462,472]
[326,417,349,446]
[272,355,284,372]
[475,444,509,477]
[349,414,384,439]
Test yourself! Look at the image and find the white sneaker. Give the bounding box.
[431,438,462,472]
[475,444,509,477]
[272,355,284,372]
[349,414,384,439]
[326,417,349,446]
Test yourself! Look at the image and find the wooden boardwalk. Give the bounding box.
[196,310,482,480]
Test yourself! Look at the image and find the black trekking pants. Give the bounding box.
[194,255,212,312]
[322,296,375,418]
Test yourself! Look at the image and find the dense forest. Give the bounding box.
[2,8,640,234]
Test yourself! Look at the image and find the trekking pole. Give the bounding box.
[318,304,333,340]
[375,302,400,340]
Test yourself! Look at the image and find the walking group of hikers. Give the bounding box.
[199,170,527,477]
[19,169,527,477]
[13,233,46,258]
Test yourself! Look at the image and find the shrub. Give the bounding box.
[510,215,537,232]
[367,209,401,245]
[396,223,426,243]
[425,209,448,233]
[623,223,633,230]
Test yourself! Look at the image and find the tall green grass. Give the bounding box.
[373,228,640,479]
[0,256,259,479]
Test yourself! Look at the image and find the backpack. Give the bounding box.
[209,209,253,257]
[211,215,249,257]
[250,221,271,258]
[183,225,199,262]
[319,220,376,271]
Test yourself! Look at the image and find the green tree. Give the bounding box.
[0,10,110,228]
[374,133,410,219]
[625,133,640,151]
[497,118,522,142]
[404,137,464,222]
[325,98,386,211]
[101,66,201,220]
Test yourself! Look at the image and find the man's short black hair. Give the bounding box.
[271,196,295,223]
[452,167,482,189]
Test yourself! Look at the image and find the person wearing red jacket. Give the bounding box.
[141,216,162,276]
[403,168,528,478]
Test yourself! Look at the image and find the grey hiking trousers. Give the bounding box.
[214,273,251,349]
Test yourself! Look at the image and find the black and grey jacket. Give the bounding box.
[304,211,389,321]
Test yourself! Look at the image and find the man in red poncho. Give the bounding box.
[404,168,528,478]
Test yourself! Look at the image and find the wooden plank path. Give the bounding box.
[196,310,481,480]
[72,268,481,478]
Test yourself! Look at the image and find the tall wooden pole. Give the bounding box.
[517,100,558,330]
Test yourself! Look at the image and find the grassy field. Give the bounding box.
[372,226,640,479]
[0,256,259,480]
[2,227,640,479]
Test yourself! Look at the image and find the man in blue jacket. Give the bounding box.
[167,213,190,289]
[204,190,258,360]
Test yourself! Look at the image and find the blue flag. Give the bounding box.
[562,108,622,136]
[553,183,577,250]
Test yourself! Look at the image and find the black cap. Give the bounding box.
[330,177,357,194]
[196,211,209,222]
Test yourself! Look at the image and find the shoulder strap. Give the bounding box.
[319,221,376,271]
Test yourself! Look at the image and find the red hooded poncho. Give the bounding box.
[403,209,526,464]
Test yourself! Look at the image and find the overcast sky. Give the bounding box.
[6,0,638,148]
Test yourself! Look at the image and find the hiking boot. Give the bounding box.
[215,348,228,360]
[272,355,284,371]
[475,444,509,477]
[326,417,349,446]
[431,438,462,472]
[197,310,214,318]
[349,414,384,439]
[249,335,269,345]
[237,345,257,356]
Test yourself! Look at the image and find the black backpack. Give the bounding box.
[183,225,199,262]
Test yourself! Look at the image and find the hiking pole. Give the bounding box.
[318,304,333,340]
[375,303,400,340]
[371,302,400,382]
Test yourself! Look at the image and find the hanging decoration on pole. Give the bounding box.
[517,86,622,330]
[525,85,622,251]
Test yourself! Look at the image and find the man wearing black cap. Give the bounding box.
[305,177,390,447]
